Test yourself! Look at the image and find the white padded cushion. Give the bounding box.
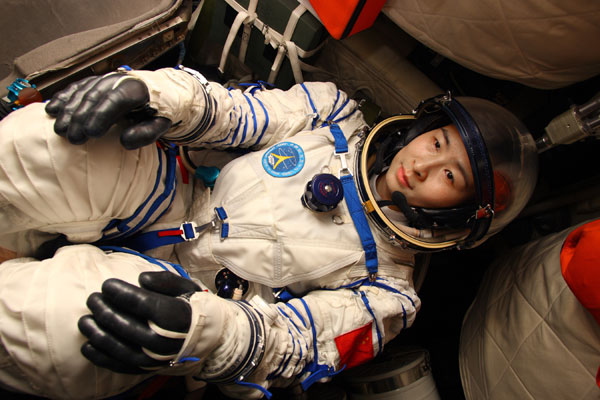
[383,0,600,89]
[460,224,600,399]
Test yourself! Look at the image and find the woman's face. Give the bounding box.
[379,124,475,208]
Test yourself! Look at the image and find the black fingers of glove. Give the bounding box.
[85,291,182,356]
[101,278,192,333]
[45,75,99,117]
[78,315,163,374]
[45,73,161,147]
[47,76,104,141]
[120,115,172,150]
[72,76,150,139]
[78,276,198,373]
[138,271,201,297]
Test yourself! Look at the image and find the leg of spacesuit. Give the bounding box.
[0,244,191,399]
[0,102,187,257]
[0,96,193,398]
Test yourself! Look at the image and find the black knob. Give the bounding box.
[301,174,344,212]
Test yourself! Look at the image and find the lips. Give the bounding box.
[396,165,412,189]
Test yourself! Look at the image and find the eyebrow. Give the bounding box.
[442,127,470,187]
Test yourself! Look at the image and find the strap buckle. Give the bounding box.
[335,150,351,177]
[180,221,200,241]
[475,204,494,219]
[176,65,212,94]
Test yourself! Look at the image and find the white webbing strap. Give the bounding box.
[239,0,258,64]
[219,10,249,74]
[220,0,325,84]
[268,3,307,83]
[285,40,303,83]
[187,0,206,32]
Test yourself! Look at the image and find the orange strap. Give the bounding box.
[560,218,600,387]
[309,0,387,39]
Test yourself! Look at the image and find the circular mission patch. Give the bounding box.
[262,142,305,177]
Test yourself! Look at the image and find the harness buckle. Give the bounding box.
[180,221,200,241]
[335,150,351,177]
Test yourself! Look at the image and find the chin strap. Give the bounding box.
[379,191,476,230]
[377,192,435,229]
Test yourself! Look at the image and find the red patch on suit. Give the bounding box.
[334,322,374,369]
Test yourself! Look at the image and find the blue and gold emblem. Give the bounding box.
[262,142,305,177]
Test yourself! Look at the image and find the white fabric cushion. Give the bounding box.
[383,0,600,89]
[460,224,600,399]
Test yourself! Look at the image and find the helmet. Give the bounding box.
[356,93,538,251]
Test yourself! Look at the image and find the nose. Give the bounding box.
[412,158,441,181]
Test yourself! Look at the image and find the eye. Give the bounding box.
[434,139,441,150]
[445,170,454,181]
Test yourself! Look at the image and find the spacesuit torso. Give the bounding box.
[177,125,414,297]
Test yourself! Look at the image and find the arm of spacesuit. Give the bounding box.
[0,101,180,256]
[168,76,360,150]
[45,67,359,150]
[230,276,421,398]
[79,271,419,399]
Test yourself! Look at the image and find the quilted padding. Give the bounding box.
[382,0,600,89]
[459,223,600,399]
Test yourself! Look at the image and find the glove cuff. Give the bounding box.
[174,292,265,383]
[203,301,265,383]
[126,68,215,144]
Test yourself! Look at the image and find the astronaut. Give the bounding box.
[0,67,538,399]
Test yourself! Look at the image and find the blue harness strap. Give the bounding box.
[121,221,208,253]
[118,206,229,253]
[327,122,379,280]
[295,81,380,280]
[339,174,379,279]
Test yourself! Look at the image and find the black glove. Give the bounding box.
[78,271,200,374]
[45,74,172,149]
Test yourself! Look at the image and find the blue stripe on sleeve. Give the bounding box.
[325,90,341,121]
[360,291,383,356]
[300,83,318,129]
[243,93,258,138]
[229,106,243,146]
[328,96,349,121]
[284,303,307,328]
[99,245,191,279]
[113,146,163,233]
[252,96,269,146]
[240,114,248,144]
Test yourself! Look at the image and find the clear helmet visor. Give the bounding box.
[357,94,538,251]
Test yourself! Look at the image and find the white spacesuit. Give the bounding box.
[0,67,538,399]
